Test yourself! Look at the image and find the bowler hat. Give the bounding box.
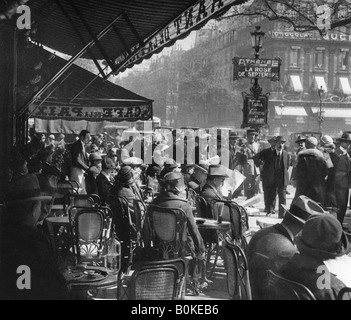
[281,195,326,225]
[6,174,53,203]
[208,165,229,178]
[116,166,134,184]
[295,135,306,143]
[296,214,349,258]
[338,132,351,142]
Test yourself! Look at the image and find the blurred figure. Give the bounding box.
[96,158,117,206]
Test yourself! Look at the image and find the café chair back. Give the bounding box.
[88,193,101,206]
[194,196,210,218]
[70,207,105,264]
[146,205,187,259]
[338,287,351,300]
[222,237,252,300]
[266,269,316,300]
[129,263,181,300]
[54,181,78,213]
[73,194,94,208]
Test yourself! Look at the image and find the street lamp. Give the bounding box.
[250,26,265,98]
[317,86,324,134]
[280,102,284,135]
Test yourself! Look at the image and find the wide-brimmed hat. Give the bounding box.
[123,156,143,166]
[275,136,286,143]
[295,135,306,143]
[194,163,209,174]
[266,136,276,143]
[208,165,229,178]
[281,195,326,228]
[116,165,134,184]
[5,174,53,203]
[164,171,186,192]
[102,157,116,170]
[338,132,351,142]
[296,214,349,259]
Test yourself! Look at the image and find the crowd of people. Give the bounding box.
[2,126,351,300]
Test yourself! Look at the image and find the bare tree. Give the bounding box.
[221,0,351,34]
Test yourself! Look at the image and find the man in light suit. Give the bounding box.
[70,130,91,194]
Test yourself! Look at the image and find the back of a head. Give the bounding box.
[305,137,318,149]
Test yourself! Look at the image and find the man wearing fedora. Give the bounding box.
[201,165,229,216]
[290,135,306,187]
[247,195,326,300]
[280,214,351,300]
[0,174,69,300]
[293,136,328,207]
[254,136,290,217]
[96,157,117,206]
[334,132,351,224]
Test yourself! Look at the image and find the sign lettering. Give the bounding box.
[29,105,153,122]
[242,94,268,126]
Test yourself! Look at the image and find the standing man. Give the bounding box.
[254,136,290,217]
[334,132,351,224]
[70,130,91,194]
[228,132,239,170]
[243,129,261,199]
[290,135,306,187]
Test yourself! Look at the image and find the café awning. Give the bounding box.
[290,75,303,93]
[339,77,351,95]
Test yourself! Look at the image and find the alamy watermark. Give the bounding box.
[16,265,31,290]
[16,5,31,30]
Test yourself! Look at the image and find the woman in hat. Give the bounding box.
[280,214,351,300]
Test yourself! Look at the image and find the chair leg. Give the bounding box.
[209,243,220,279]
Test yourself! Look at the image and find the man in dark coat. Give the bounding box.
[147,171,206,294]
[247,195,326,300]
[334,132,351,224]
[254,136,290,217]
[280,214,351,300]
[96,157,116,205]
[293,136,328,207]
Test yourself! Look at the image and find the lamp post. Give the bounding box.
[250,26,265,99]
[317,86,324,134]
[279,102,284,135]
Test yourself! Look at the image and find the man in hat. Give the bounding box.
[70,130,91,194]
[200,165,229,217]
[85,152,103,195]
[293,136,328,207]
[243,129,261,199]
[280,214,351,300]
[181,163,195,186]
[247,195,326,300]
[96,157,117,206]
[0,174,68,300]
[334,132,351,224]
[146,171,206,294]
[228,132,239,170]
[290,135,306,187]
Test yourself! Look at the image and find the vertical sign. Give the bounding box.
[242,93,268,126]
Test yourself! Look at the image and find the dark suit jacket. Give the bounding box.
[96,172,113,205]
[70,140,88,170]
[254,148,290,187]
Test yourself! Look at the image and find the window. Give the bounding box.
[290,47,300,67]
[315,48,325,68]
[340,49,349,70]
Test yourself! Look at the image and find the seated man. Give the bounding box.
[188,163,209,194]
[0,174,69,300]
[247,195,326,300]
[144,172,206,294]
[280,214,351,300]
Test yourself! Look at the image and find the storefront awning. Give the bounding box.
[290,75,303,93]
[274,106,307,116]
[315,76,327,92]
[340,77,351,95]
[311,107,351,118]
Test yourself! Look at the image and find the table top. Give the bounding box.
[195,218,230,231]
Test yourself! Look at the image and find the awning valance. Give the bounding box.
[274,106,307,116]
[290,75,303,93]
[340,77,351,95]
[311,107,351,118]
